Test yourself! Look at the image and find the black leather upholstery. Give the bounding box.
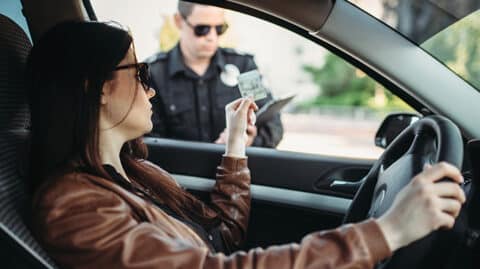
[0,14,57,269]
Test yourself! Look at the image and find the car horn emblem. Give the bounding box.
[370,188,386,217]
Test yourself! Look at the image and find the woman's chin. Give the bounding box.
[144,122,153,134]
[128,122,153,139]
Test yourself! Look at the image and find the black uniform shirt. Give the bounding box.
[146,44,283,148]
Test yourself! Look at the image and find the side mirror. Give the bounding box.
[375,113,421,149]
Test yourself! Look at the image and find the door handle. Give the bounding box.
[329,178,365,194]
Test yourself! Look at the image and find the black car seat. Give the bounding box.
[0,14,58,269]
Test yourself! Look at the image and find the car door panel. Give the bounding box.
[172,174,351,214]
[145,137,375,246]
[145,137,374,196]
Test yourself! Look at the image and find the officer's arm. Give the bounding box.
[252,95,284,148]
[244,56,284,148]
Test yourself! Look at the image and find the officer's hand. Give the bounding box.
[246,125,257,146]
[223,98,258,157]
[214,129,227,144]
[216,123,257,146]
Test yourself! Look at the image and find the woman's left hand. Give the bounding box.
[224,97,258,157]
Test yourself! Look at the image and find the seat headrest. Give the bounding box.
[0,14,32,131]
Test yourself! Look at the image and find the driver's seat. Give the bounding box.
[0,14,58,269]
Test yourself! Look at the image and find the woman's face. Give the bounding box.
[99,47,156,141]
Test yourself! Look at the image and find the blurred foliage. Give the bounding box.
[301,53,412,111]
[159,15,180,52]
[422,10,480,90]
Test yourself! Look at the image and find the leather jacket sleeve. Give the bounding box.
[211,157,251,252]
[33,156,391,269]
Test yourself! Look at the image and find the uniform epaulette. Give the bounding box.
[144,52,168,63]
[221,47,253,58]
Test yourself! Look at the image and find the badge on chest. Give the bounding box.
[220,64,240,87]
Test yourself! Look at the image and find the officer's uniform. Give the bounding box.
[146,44,283,148]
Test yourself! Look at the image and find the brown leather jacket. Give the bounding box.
[32,156,391,269]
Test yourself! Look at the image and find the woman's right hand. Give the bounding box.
[377,162,466,252]
[223,97,258,158]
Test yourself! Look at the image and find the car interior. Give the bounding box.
[1,0,480,268]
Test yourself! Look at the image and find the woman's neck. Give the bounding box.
[98,130,130,182]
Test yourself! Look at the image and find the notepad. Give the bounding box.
[256,94,296,125]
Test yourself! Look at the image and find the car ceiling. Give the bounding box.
[21,0,88,42]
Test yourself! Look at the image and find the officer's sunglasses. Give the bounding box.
[182,15,229,37]
[114,62,151,91]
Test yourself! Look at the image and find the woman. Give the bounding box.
[27,21,466,269]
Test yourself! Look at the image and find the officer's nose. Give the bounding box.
[205,27,218,41]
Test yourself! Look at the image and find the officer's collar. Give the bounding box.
[168,44,186,77]
[168,43,226,77]
[211,49,226,71]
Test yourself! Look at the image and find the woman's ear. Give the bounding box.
[100,81,111,105]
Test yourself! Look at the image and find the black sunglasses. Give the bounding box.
[182,15,229,37]
[114,62,151,91]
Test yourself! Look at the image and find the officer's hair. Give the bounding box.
[178,1,196,18]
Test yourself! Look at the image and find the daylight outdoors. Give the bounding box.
[92,0,477,159]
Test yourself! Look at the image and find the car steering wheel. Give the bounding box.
[343,115,463,269]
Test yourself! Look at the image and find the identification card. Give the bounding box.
[237,70,268,101]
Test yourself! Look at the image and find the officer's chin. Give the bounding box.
[200,49,217,58]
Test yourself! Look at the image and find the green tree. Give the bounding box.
[158,15,180,52]
[301,53,411,111]
[422,11,480,89]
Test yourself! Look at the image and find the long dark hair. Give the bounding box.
[26,21,219,227]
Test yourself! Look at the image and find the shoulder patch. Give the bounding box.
[144,52,167,64]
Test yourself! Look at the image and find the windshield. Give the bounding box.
[348,0,480,90]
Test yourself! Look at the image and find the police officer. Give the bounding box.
[146,1,283,148]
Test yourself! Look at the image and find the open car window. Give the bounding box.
[91,0,415,159]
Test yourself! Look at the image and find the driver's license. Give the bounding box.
[237,69,268,101]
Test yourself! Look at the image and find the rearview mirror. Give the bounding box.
[375,113,421,149]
